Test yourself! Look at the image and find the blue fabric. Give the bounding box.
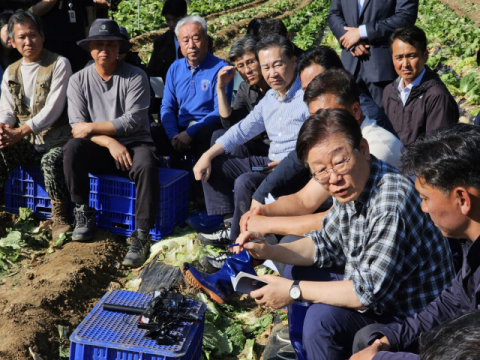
[475,112,480,126]
[284,265,396,360]
[160,52,232,140]
[216,75,310,162]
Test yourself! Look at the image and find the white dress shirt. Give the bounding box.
[397,68,426,105]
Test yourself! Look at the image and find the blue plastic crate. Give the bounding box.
[4,165,73,219]
[5,166,189,239]
[69,290,206,360]
[90,168,189,240]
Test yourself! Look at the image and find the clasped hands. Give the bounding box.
[0,123,30,149]
[340,27,370,57]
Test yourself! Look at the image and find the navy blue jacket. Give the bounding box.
[369,237,480,360]
[328,0,418,83]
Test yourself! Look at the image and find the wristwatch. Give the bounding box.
[289,280,301,301]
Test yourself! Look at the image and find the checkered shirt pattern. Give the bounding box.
[306,157,456,319]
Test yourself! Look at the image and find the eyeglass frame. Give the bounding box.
[310,150,356,184]
[235,58,258,72]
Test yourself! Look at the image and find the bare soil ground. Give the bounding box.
[0,214,129,359]
[437,0,480,26]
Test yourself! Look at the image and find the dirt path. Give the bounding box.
[0,229,128,359]
[214,0,314,59]
[131,0,271,51]
[437,0,480,26]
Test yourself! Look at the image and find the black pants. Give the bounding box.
[202,154,271,240]
[63,138,159,230]
[355,62,392,108]
[150,122,222,169]
[44,39,91,73]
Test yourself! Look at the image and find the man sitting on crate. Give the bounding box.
[63,19,159,267]
[0,10,73,240]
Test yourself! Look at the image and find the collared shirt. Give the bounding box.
[371,237,480,360]
[161,52,232,140]
[358,0,368,38]
[216,75,309,162]
[361,116,404,170]
[398,68,426,105]
[306,157,455,319]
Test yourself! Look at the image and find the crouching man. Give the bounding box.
[0,10,72,240]
[64,19,159,267]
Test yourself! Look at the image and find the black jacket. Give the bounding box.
[0,0,41,12]
[146,29,214,82]
[381,67,459,146]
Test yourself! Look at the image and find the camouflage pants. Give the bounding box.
[0,138,69,200]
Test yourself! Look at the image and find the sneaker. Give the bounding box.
[72,205,96,241]
[122,230,151,267]
[276,326,291,344]
[197,221,232,247]
[199,251,233,273]
[276,344,296,360]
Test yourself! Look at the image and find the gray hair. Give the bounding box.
[8,10,43,40]
[175,15,207,38]
[228,35,257,63]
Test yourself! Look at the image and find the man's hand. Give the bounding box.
[107,139,133,171]
[350,339,390,360]
[266,160,280,174]
[250,275,294,309]
[0,124,31,149]
[240,206,263,233]
[95,0,111,7]
[233,230,268,256]
[217,66,236,89]
[350,41,370,57]
[72,122,94,138]
[340,27,361,50]
[172,131,192,152]
[193,154,212,182]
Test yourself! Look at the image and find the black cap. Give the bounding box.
[77,19,132,54]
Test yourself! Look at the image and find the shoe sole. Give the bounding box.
[180,267,225,305]
[72,236,93,242]
[198,238,232,248]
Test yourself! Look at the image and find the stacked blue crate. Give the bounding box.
[5,166,189,240]
[69,290,206,360]
[90,168,189,240]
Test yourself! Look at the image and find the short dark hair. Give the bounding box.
[162,0,187,17]
[0,11,13,31]
[303,69,360,108]
[257,19,288,40]
[419,310,480,360]
[296,46,344,75]
[247,18,266,38]
[402,123,480,194]
[256,33,294,60]
[228,35,257,63]
[390,25,428,54]
[8,10,43,40]
[296,109,363,168]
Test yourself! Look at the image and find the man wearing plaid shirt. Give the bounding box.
[235,108,455,360]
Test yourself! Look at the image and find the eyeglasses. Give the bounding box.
[235,59,258,72]
[311,153,354,184]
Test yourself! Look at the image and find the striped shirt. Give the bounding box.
[216,75,309,162]
[306,157,455,319]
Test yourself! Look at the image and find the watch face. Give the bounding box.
[290,286,301,300]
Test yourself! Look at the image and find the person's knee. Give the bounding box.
[352,324,386,353]
[234,173,258,193]
[302,304,346,344]
[63,138,86,156]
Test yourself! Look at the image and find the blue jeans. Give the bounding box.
[283,265,396,360]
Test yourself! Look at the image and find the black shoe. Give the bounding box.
[122,230,151,267]
[197,221,232,247]
[276,326,290,344]
[276,344,296,360]
[72,204,96,241]
[199,251,233,273]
